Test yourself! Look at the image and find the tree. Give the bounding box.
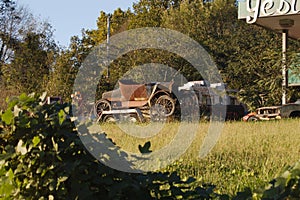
[47,34,93,102]
[163,0,239,70]
[0,0,57,97]
[2,31,56,94]
[87,9,132,45]
[129,0,182,29]
[162,0,300,109]
[0,0,16,67]
[0,0,38,71]
[223,20,300,108]
[59,0,300,108]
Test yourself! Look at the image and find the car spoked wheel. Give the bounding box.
[94,99,111,118]
[155,95,175,117]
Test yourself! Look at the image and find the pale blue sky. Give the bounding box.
[17,0,137,47]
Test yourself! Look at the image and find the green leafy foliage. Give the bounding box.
[260,161,300,199]
[1,109,13,125]
[1,94,300,199]
[3,32,55,94]
[232,161,300,199]
[2,0,299,110]
[78,0,300,109]
[0,93,226,199]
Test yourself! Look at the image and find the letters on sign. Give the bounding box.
[246,0,300,23]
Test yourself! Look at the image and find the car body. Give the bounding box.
[243,106,281,121]
[94,80,176,122]
[243,101,300,122]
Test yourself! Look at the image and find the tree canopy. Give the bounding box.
[0,0,300,110]
[0,0,57,102]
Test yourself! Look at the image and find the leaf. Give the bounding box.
[7,98,18,110]
[234,187,252,200]
[36,167,42,174]
[58,109,66,125]
[138,141,152,154]
[51,137,58,152]
[19,93,29,102]
[185,177,196,184]
[13,105,22,117]
[0,170,15,198]
[39,92,47,102]
[58,176,68,183]
[32,136,40,147]
[7,168,14,181]
[16,140,27,155]
[64,106,70,115]
[1,109,14,125]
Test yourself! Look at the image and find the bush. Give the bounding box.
[0,93,224,199]
[1,93,299,199]
[233,161,300,200]
[259,161,300,199]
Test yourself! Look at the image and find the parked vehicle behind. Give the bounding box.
[243,100,300,122]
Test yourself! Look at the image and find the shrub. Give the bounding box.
[2,93,299,199]
[259,161,300,199]
[0,93,224,199]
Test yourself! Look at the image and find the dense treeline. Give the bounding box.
[1,0,300,110]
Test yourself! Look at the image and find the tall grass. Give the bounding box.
[98,119,300,196]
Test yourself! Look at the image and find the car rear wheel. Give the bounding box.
[248,116,258,122]
[154,95,175,117]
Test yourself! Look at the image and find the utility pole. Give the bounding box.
[106,14,111,79]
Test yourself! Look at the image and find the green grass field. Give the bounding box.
[99,119,300,196]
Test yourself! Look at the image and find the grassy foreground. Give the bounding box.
[100,119,300,196]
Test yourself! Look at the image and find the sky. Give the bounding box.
[17,0,137,47]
